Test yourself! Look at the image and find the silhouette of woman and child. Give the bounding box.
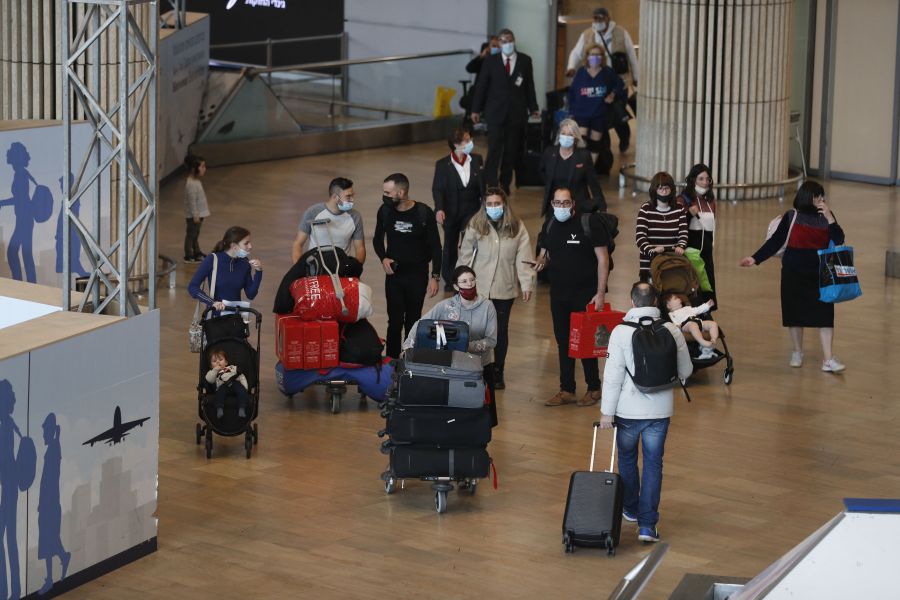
[0,380,70,598]
[1,141,88,283]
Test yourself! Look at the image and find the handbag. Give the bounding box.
[818,241,861,303]
[568,303,626,359]
[189,253,218,352]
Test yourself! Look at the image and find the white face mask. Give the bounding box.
[553,207,573,222]
[236,247,249,259]
[559,134,575,148]
[695,185,708,195]
[592,22,602,32]
[501,42,515,56]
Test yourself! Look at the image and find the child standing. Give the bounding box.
[184,155,210,263]
[663,293,719,359]
[205,349,250,419]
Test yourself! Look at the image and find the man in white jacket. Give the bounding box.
[598,282,692,543]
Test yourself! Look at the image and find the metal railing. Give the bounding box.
[210,32,347,72]
[618,164,805,201]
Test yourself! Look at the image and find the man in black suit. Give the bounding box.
[471,28,539,195]
[432,128,485,290]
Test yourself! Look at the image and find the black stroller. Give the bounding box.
[195,307,262,458]
[650,254,734,385]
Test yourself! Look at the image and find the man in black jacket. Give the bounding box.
[471,28,539,194]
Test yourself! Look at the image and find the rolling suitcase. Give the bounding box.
[396,348,485,408]
[385,405,492,446]
[414,319,469,351]
[390,446,490,479]
[562,423,623,556]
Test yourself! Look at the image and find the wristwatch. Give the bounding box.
[431,273,441,280]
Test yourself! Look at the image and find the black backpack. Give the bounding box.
[338,319,384,366]
[621,317,690,401]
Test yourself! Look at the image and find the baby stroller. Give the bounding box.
[650,254,734,385]
[195,306,262,458]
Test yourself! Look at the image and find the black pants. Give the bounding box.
[550,287,600,393]
[485,117,525,192]
[483,363,498,427]
[214,381,249,412]
[491,298,515,373]
[385,263,429,358]
[441,209,477,286]
[184,218,203,258]
[592,132,614,175]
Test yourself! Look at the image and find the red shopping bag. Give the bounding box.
[568,303,626,359]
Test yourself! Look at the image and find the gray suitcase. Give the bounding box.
[397,348,485,409]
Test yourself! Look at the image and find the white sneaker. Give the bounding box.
[822,358,846,373]
[698,347,715,359]
[790,352,804,368]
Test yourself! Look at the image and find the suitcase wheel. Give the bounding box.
[606,538,616,557]
[563,532,574,554]
[384,477,396,495]
[331,391,342,414]
[435,490,448,514]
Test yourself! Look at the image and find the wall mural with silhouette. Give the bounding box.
[0,309,159,598]
[0,123,110,288]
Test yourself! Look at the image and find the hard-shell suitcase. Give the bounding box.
[414,319,469,351]
[385,405,492,446]
[562,423,623,556]
[390,446,490,479]
[396,348,485,408]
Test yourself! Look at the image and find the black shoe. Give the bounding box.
[184,256,198,263]
[194,252,206,260]
[494,368,505,390]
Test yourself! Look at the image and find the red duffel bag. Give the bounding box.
[289,275,374,323]
[568,303,626,359]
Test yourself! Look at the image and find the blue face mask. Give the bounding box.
[461,140,474,155]
[236,248,249,259]
[486,205,504,220]
[501,42,515,56]
[559,134,575,148]
[554,207,573,222]
[337,198,354,212]
[489,46,501,55]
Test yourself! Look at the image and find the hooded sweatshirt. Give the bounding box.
[402,294,498,366]
[601,306,693,420]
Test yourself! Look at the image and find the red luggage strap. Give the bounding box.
[490,458,498,489]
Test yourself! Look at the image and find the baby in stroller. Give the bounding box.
[206,348,250,419]
[662,294,719,360]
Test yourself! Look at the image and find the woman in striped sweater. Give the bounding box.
[635,172,688,282]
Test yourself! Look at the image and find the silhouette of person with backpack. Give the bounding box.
[37,413,70,595]
[0,379,36,600]
[1,142,52,283]
[54,173,89,277]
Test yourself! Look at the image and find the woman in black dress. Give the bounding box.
[740,181,846,372]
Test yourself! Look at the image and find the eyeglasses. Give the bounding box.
[551,200,574,208]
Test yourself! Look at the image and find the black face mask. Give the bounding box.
[656,193,671,202]
[382,194,397,207]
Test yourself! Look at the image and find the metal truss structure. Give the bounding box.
[61,0,158,315]
[160,0,186,29]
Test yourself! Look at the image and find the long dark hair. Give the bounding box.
[683,163,714,201]
[213,226,250,253]
[793,181,825,215]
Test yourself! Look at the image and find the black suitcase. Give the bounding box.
[562,423,623,556]
[390,446,490,479]
[396,349,486,409]
[413,319,469,351]
[386,405,492,446]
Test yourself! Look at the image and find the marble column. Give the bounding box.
[636,0,793,199]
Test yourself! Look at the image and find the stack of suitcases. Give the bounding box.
[379,320,493,514]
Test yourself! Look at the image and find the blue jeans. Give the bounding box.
[615,417,670,529]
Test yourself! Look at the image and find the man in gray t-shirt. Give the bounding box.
[291,177,366,264]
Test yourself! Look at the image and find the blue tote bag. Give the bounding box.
[818,242,862,303]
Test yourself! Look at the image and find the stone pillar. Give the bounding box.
[636,0,793,199]
[0,0,153,287]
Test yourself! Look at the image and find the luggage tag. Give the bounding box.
[515,75,523,87]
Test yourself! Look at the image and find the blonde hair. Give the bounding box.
[582,42,607,67]
[557,118,586,149]
[467,187,521,238]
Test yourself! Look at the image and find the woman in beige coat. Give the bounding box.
[457,186,534,389]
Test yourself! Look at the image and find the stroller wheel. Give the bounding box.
[252,423,259,445]
[195,423,202,445]
[244,431,253,459]
[205,430,213,459]
[724,369,734,385]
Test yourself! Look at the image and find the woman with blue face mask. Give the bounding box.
[456,187,534,390]
[538,118,605,217]
[566,43,625,175]
[189,225,263,313]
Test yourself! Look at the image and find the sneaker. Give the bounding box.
[790,351,804,368]
[193,253,206,261]
[544,391,576,407]
[698,346,715,360]
[184,256,199,263]
[577,389,601,407]
[622,510,638,523]
[638,526,660,543]
[822,358,846,373]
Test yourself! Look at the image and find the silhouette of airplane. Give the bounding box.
[82,406,150,447]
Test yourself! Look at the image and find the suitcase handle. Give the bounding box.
[584,302,612,314]
[589,422,616,473]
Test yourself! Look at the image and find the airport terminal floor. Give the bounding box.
[69,140,899,598]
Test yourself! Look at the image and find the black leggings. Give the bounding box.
[491,298,515,372]
[214,381,249,411]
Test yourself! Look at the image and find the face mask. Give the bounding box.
[695,185,708,195]
[236,248,249,259]
[486,205,504,220]
[592,21,602,32]
[501,42,515,56]
[338,199,354,212]
[587,55,602,68]
[460,140,474,155]
[457,285,478,301]
[489,46,501,55]
[656,193,671,203]
[559,134,575,148]
[382,194,400,207]
[554,207,573,222]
